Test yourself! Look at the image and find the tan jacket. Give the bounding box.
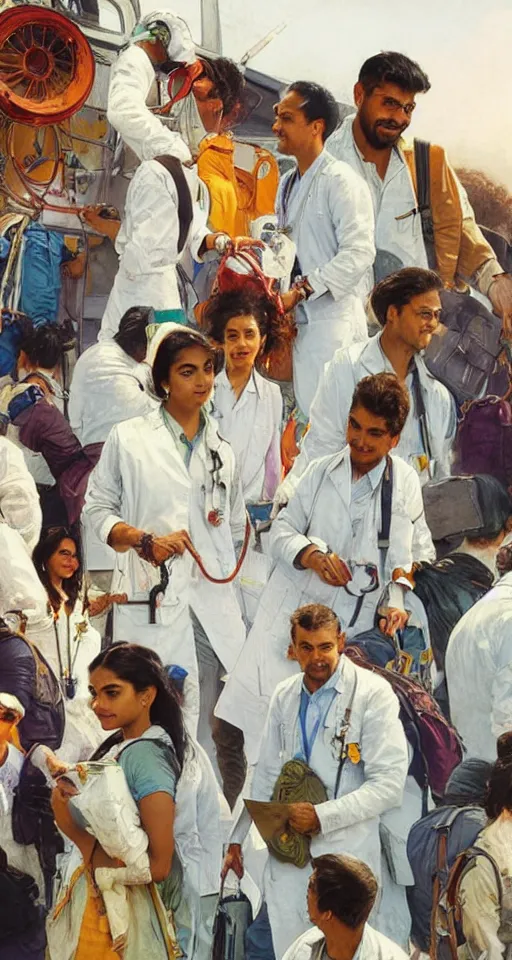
[403,142,497,288]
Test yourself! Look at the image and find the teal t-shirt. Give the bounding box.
[117,739,178,802]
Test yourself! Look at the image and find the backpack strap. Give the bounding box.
[413,140,437,270]
[438,845,503,960]
[410,361,433,470]
[377,455,393,551]
[154,155,194,254]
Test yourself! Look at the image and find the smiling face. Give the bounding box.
[223,313,264,372]
[162,344,215,412]
[89,666,155,734]
[291,623,345,692]
[272,89,323,157]
[346,403,399,474]
[386,289,442,352]
[355,81,417,149]
[46,537,80,584]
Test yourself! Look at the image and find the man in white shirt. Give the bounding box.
[222,604,408,957]
[273,81,375,417]
[283,853,408,960]
[327,52,512,335]
[445,569,512,762]
[277,266,456,505]
[69,305,157,457]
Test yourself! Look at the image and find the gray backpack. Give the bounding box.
[414,139,506,404]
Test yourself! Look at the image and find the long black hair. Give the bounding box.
[485,731,512,821]
[32,526,83,614]
[88,643,186,774]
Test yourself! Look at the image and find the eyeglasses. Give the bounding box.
[372,93,416,117]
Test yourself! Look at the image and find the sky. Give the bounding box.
[140,0,512,190]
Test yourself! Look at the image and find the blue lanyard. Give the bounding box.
[299,688,337,764]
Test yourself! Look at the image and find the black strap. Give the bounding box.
[333,673,358,798]
[349,457,393,630]
[413,139,437,270]
[154,155,194,254]
[410,362,433,469]
[377,456,393,551]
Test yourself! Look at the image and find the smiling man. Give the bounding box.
[327,52,512,335]
[221,604,408,957]
[277,267,457,506]
[272,81,375,417]
[215,372,435,768]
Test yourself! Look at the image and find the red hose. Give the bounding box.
[185,515,252,584]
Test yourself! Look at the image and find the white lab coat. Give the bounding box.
[231,657,408,957]
[107,44,193,165]
[282,923,409,960]
[276,150,375,416]
[0,435,41,551]
[70,340,158,572]
[216,448,434,764]
[212,368,283,503]
[99,159,210,341]
[83,406,247,735]
[35,602,103,763]
[0,522,48,631]
[285,333,456,497]
[69,340,157,447]
[445,572,512,762]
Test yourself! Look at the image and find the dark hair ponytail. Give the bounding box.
[89,643,186,774]
[485,732,512,820]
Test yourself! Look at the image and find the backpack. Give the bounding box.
[0,845,42,941]
[347,625,430,684]
[454,393,512,489]
[0,625,65,753]
[412,139,508,404]
[431,844,512,960]
[413,553,494,672]
[343,646,464,803]
[11,746,65,908]
[406,805,487,953]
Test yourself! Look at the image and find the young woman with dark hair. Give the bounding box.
[32,526,103,761]
[205,289,283,508]
[84,325,247,808]
[47,642,185,959]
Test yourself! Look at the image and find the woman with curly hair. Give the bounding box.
[205,289,283,508]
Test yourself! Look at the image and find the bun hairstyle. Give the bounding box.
[485,732,512,821]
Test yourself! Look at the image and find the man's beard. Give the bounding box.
[359,107,406,150]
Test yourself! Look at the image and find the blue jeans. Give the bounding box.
[245,903,276,960]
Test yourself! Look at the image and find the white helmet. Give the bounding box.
[131,9,196,66]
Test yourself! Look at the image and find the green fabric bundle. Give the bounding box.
[268,759,328,869]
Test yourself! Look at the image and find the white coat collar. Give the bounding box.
[216,367,261,399]
[148,403,225,453]
[358,333,438,389]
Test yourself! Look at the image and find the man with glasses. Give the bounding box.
[327,52,512,336]
[276,268,456,509]
[221,604,408,958]
[215,372,434,766]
